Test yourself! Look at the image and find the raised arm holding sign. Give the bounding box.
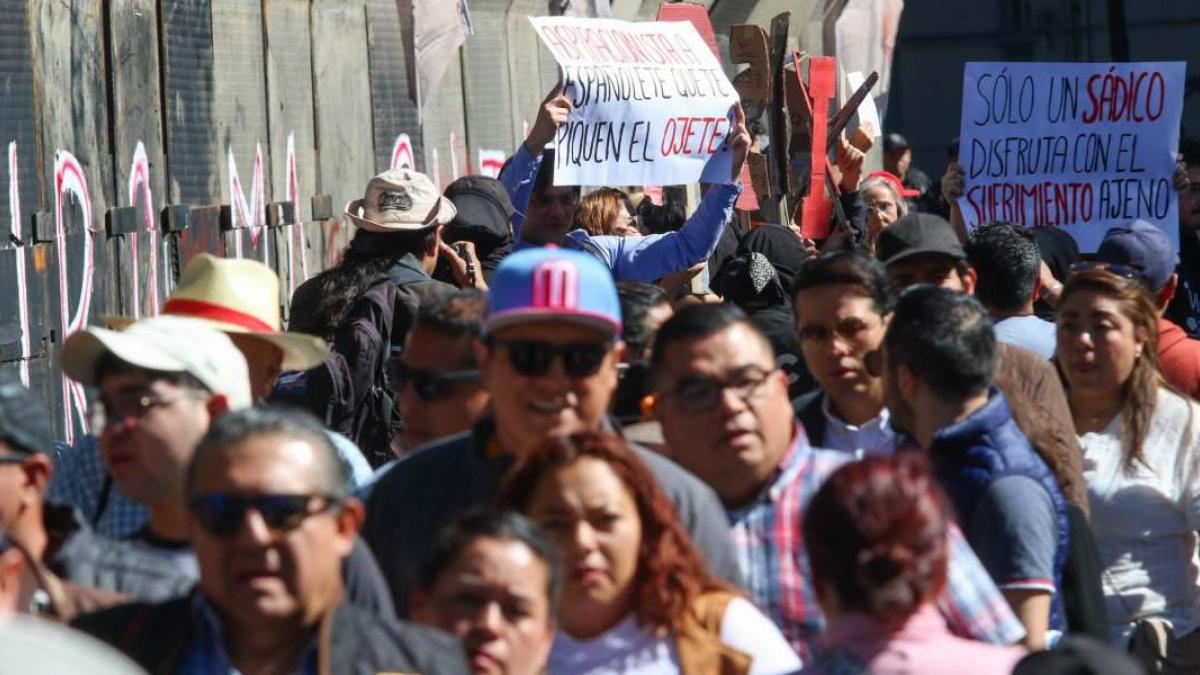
[957,61,1185,252]
[530,16,740,187]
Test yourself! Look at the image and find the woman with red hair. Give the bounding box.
[497,431,799,674]
[801,453,1025,674]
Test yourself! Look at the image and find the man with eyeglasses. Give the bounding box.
[362,247,741,616]
[790,251,898,459]
[74,406,467,673]
[59,315,253,578]
[649,302,1026,659]
[393,290,489,454]
[0,378,186,616]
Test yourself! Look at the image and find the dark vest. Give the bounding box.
[928,389,1070,630]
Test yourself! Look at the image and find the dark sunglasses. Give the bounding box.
[391,363,479,402]
[189,492,338,538]
[489,339,612,378]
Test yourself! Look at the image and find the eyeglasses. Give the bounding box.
[392,363,479,402]
[489,339,612,378]
[88,392,195,435]
[662,366,776,412]
[0,454,28,466]
[797,316,877,344]
[188,492,338,538]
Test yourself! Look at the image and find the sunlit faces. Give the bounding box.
[524,457,640,639]
[1055,289,1146,397]
[863,184,901,240]
[188,434,360,629]
[96,371,212,506]
[886,253,976,294]
[413,537,554,675]
[653,323,794,506]
[477,321,623,455]
[794,284,888,407]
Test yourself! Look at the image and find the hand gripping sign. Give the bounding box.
[530,16,740,187]
[958,61,1185,252]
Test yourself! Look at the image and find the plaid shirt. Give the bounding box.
[47,436,148,538]
[727,425,1026,660]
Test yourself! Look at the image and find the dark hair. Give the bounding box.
[94,351,210,394]
[790,250,894,316]
[416,289,487,340]
[885,286,996,401]
[186,406,348,499]
[417,509,563,612]
[617,283,669,359]
[1056,268,1170,472]
[1180,136,1200,169]
[883,132,910,156]
[531,149,581,202]
[649,303,771,384]
[947,138,960,162]
[496,431,729,631]
[635,187,687,235]
[312,228,437,339]
[965,222,1041,312]
[804,453,949,626]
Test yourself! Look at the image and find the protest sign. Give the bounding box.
[958,61,1185,252]
[529,16,738,187]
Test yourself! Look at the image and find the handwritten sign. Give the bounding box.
[530,16,738,187]
[958,62,1185,251]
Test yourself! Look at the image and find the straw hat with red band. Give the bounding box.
[865,170,921,199]
[114,254,328,372]
[345,168,457,233]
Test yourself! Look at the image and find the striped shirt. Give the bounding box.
[727,425,1026,660]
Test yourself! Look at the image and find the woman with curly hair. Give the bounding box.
[497,431,799,674]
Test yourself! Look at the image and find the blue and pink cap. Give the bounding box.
[485,247,622,339]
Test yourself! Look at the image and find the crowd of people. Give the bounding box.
[0,78,1198,675]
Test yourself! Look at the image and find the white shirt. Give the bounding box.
[1079,388,1200,645]
[547,597,801,674]
[821,397,899,459]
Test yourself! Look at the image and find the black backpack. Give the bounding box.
[275,275,398,466]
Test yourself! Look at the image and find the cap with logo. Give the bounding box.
[345,169,457,233]
[158,254,328,371]
[485,247,622,339]
[1095,219,1177,292]
[0,379,52,456]
[877,212,966,266]
[59,315,253,410]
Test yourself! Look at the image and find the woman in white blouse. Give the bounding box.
[497,431,801,675]
[1056,267,1200,670]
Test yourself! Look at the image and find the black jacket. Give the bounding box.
[73,594,468,675]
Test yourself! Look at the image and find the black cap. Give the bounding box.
[883,132,910,155]
[444,176,516,245]
[876,213,965,266]
[0,379,51,456]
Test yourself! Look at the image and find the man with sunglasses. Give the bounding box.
[394,290,488,454]
[75,407,467,673]
[363,247,741,616]
[649,303,1026,658]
